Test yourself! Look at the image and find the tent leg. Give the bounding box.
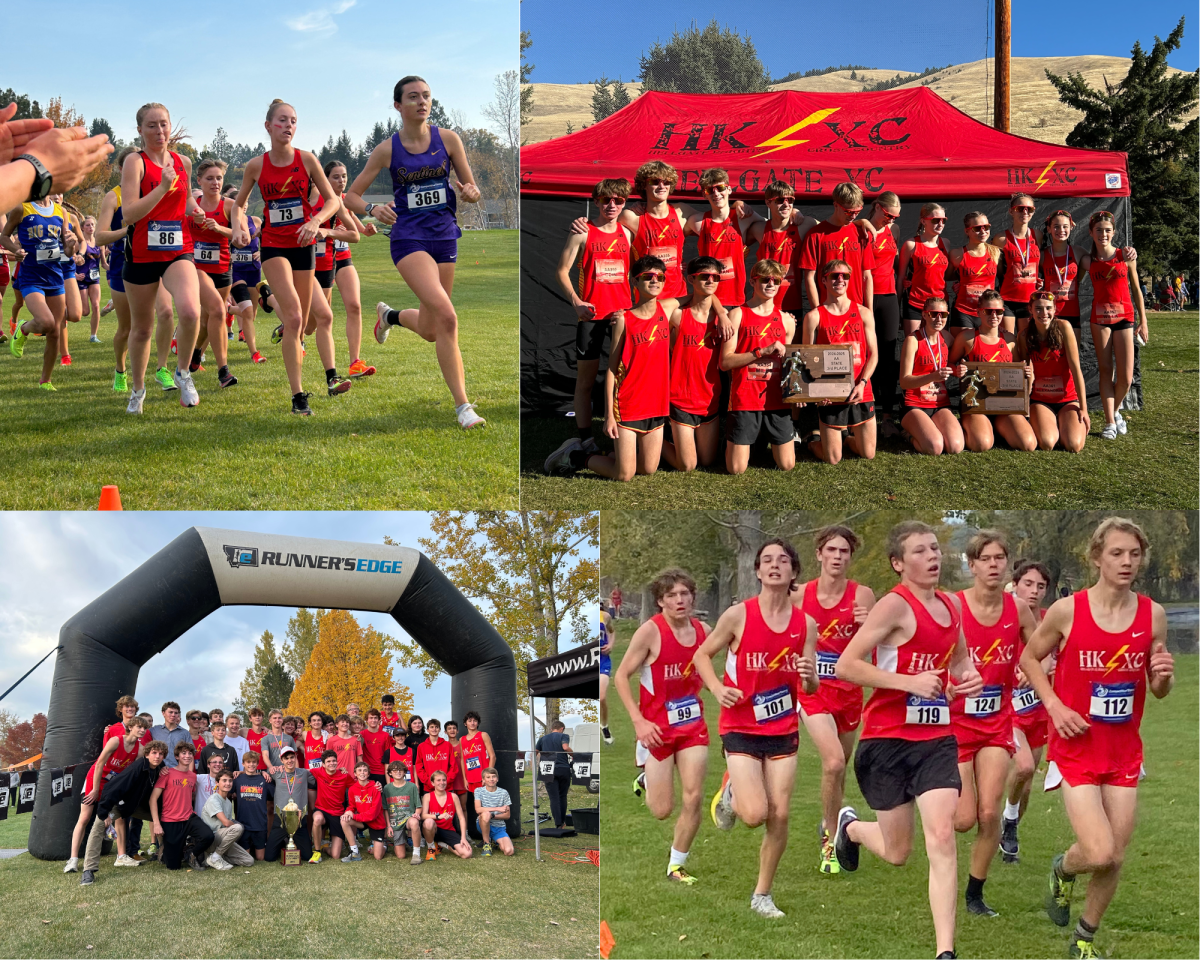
[531,689,541,861]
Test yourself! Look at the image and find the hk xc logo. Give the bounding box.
[223,545,259,568]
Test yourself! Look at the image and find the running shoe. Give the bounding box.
[89,335,101,343]
[155,367,178,391]
[327,374,352,396]
[457,403,486,429]
[60,353,72,366]
[113,370,128,392]
[9,327,26,358]
[1100,422,1118,440]
[820,836,840,874]
[1000,816,1019,863]
[601,726,613,745]
[101,299,114,316]
[291,392,314,416]
[749,893,784,918]
[63,857,78,874]
[1068,939,1099,959]
[633,772,646,797]
[543,437,582,476]
[126,388,145,414]
[1046,854,1075,926]
[340,851,363,862]
[667,864,697,884]
[186,851,207,871]
[79,869,95,886]
[426,846,437,861]
[0,331,6,345]
[411,849,423,864]
[114,854,140,867]
[218,369,239,388]
[39,381,56,391]
[348,358,376,378]
[481,843,492,857]
[374,302,394,344]
[251,351,266,364]
[966,894,999,917]
[271,323,284,345]
[256,280,274,313]
[227,330,234,341]
[238,330,245,342]
[1115,411,1128,435]
[307,852,321,865]
[711,771,735,830]
[8,319,15,334]
[170,337,177,355]
[174,369,200,407]
[834,806,860,872]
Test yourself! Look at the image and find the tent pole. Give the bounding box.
[994,0,1011,132]
[530,686,541,861]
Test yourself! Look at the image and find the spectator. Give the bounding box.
[535,720,574,829]
[201,770,255,869]
[149,742,214,871]
[149,702,190,768]
[0,102,113,213]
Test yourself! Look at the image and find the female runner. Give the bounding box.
[323,160,377,378]
[346,75,485,429]
[898,296,965,456]
[1040,210,1081,329]
[1013,290,1089,452]
[233,99,342,416]
[0,214,11,342]
[226,195,269,364]
[995,193,1041,333]
[948,212,1000,336]
[1080,211,1146,439]
[897,202,949,334]
[56,197,85,365]
[120,102,203,413]
[856,191,901,434]
[77,216,103,341]
[948,289,1036,452]
[191,158,239,388]
[0,194,65,389]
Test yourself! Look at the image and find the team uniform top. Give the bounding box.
[903,330,952,410]
[84,733,141,794]
[632,211,685,298]
[639,614,708,735]
[669,305,721,418]
[383,743,417,782]
[14,200,67,290]
[103,721,152,749]
[1087,250,1134,324]
[949,592,1019,741]
[79,243,101,282]
[346,780,388,830]
[577,222,631,320]
[389,126,461,243]
[729,306,788,412]
[1013,606,1051,729]
[997,230,1040,303]
[191,202,231,274]
[231,217,259,283]
[1028,338,1079,404]
[860,583,961,742]
[613,303,670,424]
[956,247,999,315]
[718,597,807,737]
[460,732,489,788]
[378,710,404,737]
[799,220,876,307]
[815,304,874,403]
[257,151,314,249]
[756,222,802,311]
[127,151,193,263]
[326,195,354,264]
[798,579,862,693]
[58,215,79,282]
[415,738,458,790]
[867,226,898,297]
[425,789,456,825]
[963,334,1013,364]
[906,238,950,307]
[361,729,391,777]
[1042,246,1080,318]
[1048,591,1154,779]
[696,214,746,307]
[106,187,125,277]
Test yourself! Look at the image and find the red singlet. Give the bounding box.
[963,334,1012,364]
[191,200,230,274]
[906,238,950,307]
[577,222,631,320]
[799,579,861,693]
[903,330,951,409]
[1042,246,1079,318]
[1028,337,1079,405]
[460,733,489,787]
[668,304,721,418]
[426,790,456,824]
[613,303,670,424]
[129,151,192,263]
[330,194,354,262]
[757,222,802,311]
[718,597,807,737]
[84,734,141,795]
[104,722,152,749]
[729,306,787,412]
[866,225,897,297]
[956,247,999,315]
[639,614,708,738]
[859,584,961,742]
[696,214,746,307]
[998,230,1040,303]
[799,221,875,307]
[950,592,1020,748]
[304,731,326,769]
[257,151,314,249]
[632,211,686,298]
[815,304,874,402]
[1087,249,1134,324]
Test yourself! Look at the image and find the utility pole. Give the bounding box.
[995,0,1011,132]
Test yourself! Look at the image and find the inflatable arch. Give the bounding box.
[29,527,519,859]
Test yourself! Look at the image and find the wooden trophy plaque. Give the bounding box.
[781,344,855,403]
[961,362,1030,415]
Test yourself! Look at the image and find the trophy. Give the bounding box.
[961,362,1030,415]
[280,800,303,866]
[781,345,855,403]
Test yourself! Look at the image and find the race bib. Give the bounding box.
[1094,301,1126,320]
[919,381,948,402]
[648,245,677,268]
[963,282,988,305]
[231,249,253,263]
[35,242,61,261]
[308,757,322,769]
[1089,682,1134,723]
[965,685,1003,717]
[194,242,220,264]
[665,695,701,727]
[334,239,350,252]
[905,694,949,725]
[594,258,625,284]
[717,257,735,281]
[747,357,778,382]
[1034,375,1065,401]
[1012,686,1041,714]
[753,686,794,725]
[408,179,447,211]
[268,198,303,225]
[87,267,99,281]
[538,760,556,776]
[816,650,839,680]
[146,220,183,251]
[1051,283,1072,299]
[465,756,481,771]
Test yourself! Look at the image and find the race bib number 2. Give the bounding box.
[906,694,949,725]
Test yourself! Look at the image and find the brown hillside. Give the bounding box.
[523,56,1195,146]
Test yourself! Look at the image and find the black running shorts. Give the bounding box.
[726,409,794,446]
[721,731,800,760]
[854,735,961,811]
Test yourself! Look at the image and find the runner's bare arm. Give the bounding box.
[1021,596,1088,737]
[836,592,921,692]
[1061,323,1091,430]
[555,233,591,317]
[800,613,819,694]
[441,129,480,203]
[230,156,262,247]
[94,190,125,246]
[1148,602,1173,698]
[614,619,665,748]
[946,601,983,699]
[344,140,390,214]
[692,603,747,708]
[299,153,339,242]
[604,316,625,439]
[853,585,877,624]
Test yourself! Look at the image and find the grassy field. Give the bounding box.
[599,618,1199,959]
[522,312,1199,510]
[0,230,518,509]
[0,776,597,959]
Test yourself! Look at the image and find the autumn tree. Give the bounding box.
[1,712,47,767]
[42,96,110,214]
[286,609,413,720]
[280,608,326,679]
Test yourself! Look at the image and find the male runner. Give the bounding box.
[745,179,819,315]
[950,531,1038,918]
[360,709,391,787]
[600,605,614,743]
[379,695,404,737]
[694,540,818,918]
[799,181,876,310]
[793,526,876,873]
[614,569,712,884]
[1020,517,1173,959]
[833,520,984,959]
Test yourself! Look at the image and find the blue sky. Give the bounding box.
[5,0,516,152]
[0,512,596,748]
[521,0,1197,83]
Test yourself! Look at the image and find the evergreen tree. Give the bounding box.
[210,126,232,163]
[591,77,615,122]
[520,30,535,127]
[429,98,452,129]
[259,662,295,715]
[234,629,283,715]
[0,89,41,120]
[90,117,114,140]
[638,19,771,94]
[1046,17,1198,275]
[612,78,632,112]
[281,608,325,678]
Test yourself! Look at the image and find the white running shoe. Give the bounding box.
[206,852,232,870]
[543,437,582,476]
[1115,411,1128,435]
[374,302,393,344]
[89,335,101,344]
[114,854,140,867]
[126,388,145,414]
[750,893,785,918]
[457,403,486,429]
[711,771,735,831]
[63,857,78,873]
[1100,422,1118,439]
[174,369,200,408]
[580,436,600,456]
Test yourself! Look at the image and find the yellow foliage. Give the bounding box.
[286,610,414,720]
[43,96,110,212]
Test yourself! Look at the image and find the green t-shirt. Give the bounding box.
[383,782,421,830]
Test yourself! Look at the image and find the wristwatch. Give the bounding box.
[18,154,52,201]
[364,202,375,216]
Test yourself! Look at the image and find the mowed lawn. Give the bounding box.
[522,312,1199,510]
[0,230,518,509]
[0,776,597,959]
[599,619,1199,960]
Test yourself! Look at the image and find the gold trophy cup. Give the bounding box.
[281,800,303,866]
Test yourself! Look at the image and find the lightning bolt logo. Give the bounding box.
[930,252,940,266]
[820,618,840,643]
[280,176,294,194]
[753,108,840,158]
[1104,644,1129,677]
[837,318,852,338]
[655,224,672,242]
[605,237,623,253]
[768,647,792,670]
[980,638,1003,665]
[1033,161,1056,192]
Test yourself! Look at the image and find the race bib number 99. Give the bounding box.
[1089,682,1134,723]
[665,695,701,727]
[146,220,183,251]
[268,198,303,225]
[906,694,949,725]
[753,686,794,725]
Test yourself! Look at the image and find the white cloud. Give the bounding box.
[287,0,356,33]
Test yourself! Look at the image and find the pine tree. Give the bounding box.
[210,127,232,163]
[591,77,616,122]
[260,662,295,715]
[90,118,114,141]
[612,79,632,112]
[234,629,283,715]
[520,30,535,127]
[280,608,325,678]
[429,99,452,130]
[638,19,771,94]
[1046,17,1198,276]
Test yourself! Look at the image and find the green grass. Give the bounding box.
[0,231,518,509]
[522,313,1199,509]
[599,619,1199,959]
[0,811,31,849]
[0,777,597,959]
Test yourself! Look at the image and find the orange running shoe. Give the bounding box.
[348,358,376,378]
[251,351,266,364]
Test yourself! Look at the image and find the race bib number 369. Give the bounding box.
[408,180,447,210]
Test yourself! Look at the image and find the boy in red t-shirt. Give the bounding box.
[360,709,391,788]
[327,714,363,775]
[309,750,353,863]
[341,760,388,861]
[799,181,876,310]
[442,720,472,821]
[246,707,267,759]
[415,719,458,793]
[150,742,215,871]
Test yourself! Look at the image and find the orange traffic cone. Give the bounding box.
[600,920,615,959]
[98,485,123,510]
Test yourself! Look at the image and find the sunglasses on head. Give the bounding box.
[637,271,665,282]
[692,272,721,282]
[1029,291,1055,303]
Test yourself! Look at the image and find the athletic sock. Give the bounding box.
[966,875,985,900]
[668,847,689,869]
[350,843,359,854]
[1074,918,1098,942]
[568,448,591,469]
[1055,855,1076,882]
[218,365,229,379]
[191,348,203,367]
[577,427,593,442]
[1003,800,1021,820]
[325,368,337,383]
[386,309,400,326]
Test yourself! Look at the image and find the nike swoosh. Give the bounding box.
[1002,623,1014,629]
[1132,631,1145,637]
[431,149,441,156]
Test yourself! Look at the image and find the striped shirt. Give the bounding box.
[473,786,511,810]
